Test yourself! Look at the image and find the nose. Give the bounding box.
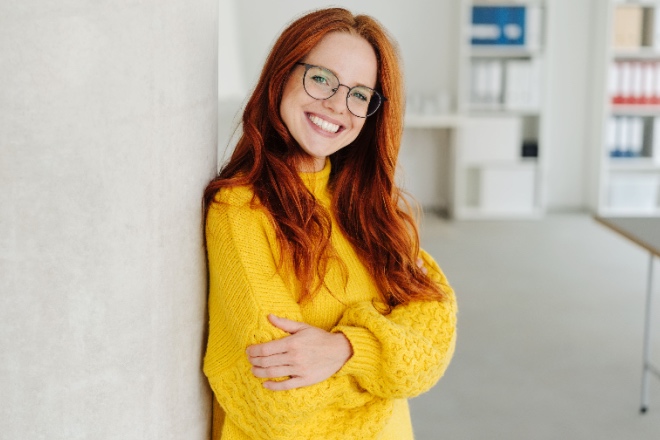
[323,84,350,114]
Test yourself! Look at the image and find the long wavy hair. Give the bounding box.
[204,7,444,307]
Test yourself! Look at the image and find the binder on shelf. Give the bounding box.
[630,117,644,157]
[654,62,660,103]
[622,61,633,103]
[608,116,619,157]
[612,5,644,49]
[632,62,644,103]
[611,116,646,158]
[644,6,660,50]
[504,58,541,110]
[643,62,655,104]
[470,61,482,104]
[490,60,503,104]
[470,60,503,106]
[470,62,479,104]
[610,62,621,103]
[470,5,542,50]
[614,116,630,157]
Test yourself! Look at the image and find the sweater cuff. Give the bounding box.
[332,325,382,379]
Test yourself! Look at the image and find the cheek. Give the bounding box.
[280,77,301,125]
[280,98,300,136]
[346,118,367,140]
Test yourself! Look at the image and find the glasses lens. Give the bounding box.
[303,66,338,100]
[347,86,380,118]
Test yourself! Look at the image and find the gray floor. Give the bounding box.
[410,213,660,440]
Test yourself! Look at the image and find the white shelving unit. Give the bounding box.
[589,0,660,217]
[452,0,549,219]
[401,0,549,219]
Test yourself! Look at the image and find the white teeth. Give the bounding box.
[308,114,340,133]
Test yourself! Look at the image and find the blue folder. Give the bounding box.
[471,6,526,46]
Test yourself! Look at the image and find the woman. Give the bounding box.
[203,7,457,440]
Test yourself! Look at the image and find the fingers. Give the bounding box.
[263,377,308,391]
[246,338,288,358]
[246,316,308,358]
[248,351,290,368]
[251,364,293,379]
[417,257,428,275]
[267,314,308,333]
[248,347,296,379]
[246,316,307,369]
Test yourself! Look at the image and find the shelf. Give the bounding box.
[613,48,660,60]
[404,113,464,128]
[468,105,541,116]
[610,105,660,116]
[612,0,660,7]
[470,47,542,58]
[471,0,545,7]
[608,158,660,171]
[463,158,538,168]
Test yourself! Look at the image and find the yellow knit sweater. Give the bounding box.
[203,161,457,440]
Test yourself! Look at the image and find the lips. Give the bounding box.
[307,113,343,134]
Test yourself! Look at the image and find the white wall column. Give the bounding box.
[0,1,217,438]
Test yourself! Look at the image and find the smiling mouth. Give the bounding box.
[307,114,342,134]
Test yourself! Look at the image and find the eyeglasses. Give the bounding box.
[296,62,386,118]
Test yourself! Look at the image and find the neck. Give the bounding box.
[297,155,326,173]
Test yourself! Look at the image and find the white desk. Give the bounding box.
[595,216,660,413]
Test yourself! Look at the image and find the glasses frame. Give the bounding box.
[295,62,387,118]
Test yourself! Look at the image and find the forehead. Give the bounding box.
[305,32,378,88]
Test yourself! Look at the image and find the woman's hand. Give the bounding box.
[246,315,353,391]
[417,257,428,275]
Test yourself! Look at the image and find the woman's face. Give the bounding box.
[280,31,378,172]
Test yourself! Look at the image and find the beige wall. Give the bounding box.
[0,1,217,438]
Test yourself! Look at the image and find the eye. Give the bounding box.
[350,88,372,102]
[311,74,331,86]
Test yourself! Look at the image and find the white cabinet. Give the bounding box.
[589,0,660,217]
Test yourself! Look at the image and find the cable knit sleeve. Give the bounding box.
[331,250,457,399]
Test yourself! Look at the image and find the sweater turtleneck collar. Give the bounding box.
[299,159,331,201]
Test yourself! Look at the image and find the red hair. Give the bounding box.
[204,8,444,307]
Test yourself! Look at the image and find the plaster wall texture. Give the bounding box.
[0,1,218,438]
